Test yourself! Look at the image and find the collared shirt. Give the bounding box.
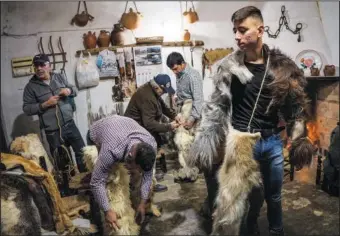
[89,115,157,212]
[175,64,203,122]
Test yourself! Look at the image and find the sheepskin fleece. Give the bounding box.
[83,146,140,235]
[212,129,262,235]
[0,153,76,234]
[173,99,199,181]
[10,133,54,173]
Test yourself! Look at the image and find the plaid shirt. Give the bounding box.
[89,115,157,212]
[176,64,203,122]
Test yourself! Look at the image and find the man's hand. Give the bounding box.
[175,114,184,125]
[184,119,195,129]
[135,201,146,225]
[170,121,180,130]
[59,88,71,97]
[105,209,120,231]
[42,95,60,108]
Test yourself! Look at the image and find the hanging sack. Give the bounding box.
[96,49,120,78]
[76,52,100,89]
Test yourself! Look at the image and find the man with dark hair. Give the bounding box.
[124,74,180,192]
[23,54,86,195]
[88,115,157,229]
[166,52,203,129]
[190,5,313,236]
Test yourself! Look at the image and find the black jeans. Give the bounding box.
[45,119,87,173]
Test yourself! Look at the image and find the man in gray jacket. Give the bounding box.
[23,54,87,175]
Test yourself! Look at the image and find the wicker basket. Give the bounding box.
[135,36,164,45]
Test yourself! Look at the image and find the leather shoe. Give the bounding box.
[154,183,168,192]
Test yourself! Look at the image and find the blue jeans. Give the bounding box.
[247,133,284,233]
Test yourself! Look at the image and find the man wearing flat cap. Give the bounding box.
[23,54,87,194]
[124,74,180,192]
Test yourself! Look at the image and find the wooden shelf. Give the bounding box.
[306,76,339,81]
[75,40,204,57]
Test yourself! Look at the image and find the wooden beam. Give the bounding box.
[75,40,205,57]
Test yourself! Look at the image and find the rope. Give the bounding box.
[54,104,76,181]
[246,48,271,132]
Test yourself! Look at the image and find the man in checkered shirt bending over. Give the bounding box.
[87,115,157,231]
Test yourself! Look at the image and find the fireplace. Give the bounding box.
[281,76,339,183]
[305,77,339,153]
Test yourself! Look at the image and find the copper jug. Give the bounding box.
[111,23,126,46]
[323,65,336,76]
[120,2,142,30]
[83,31,97,49]
[97,30,111,47]
[183,29,191,41]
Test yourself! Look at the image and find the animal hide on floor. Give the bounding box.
[10,133,54,173]
[173,99,199,182]
[212,129,262,236]
[82,146,161,236]
[0,153,78,235]
[1,174,42,236]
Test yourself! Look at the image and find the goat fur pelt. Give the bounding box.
[212,128,262,235]
[173,99,199,182]
[0,153,77,234]
[10,133,54,173]
[82,146,161,236]
[189,44,313,171]
[1,174,42,236]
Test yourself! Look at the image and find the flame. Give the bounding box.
[306,121,319,145]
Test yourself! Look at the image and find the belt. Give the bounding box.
[234,126,285,137]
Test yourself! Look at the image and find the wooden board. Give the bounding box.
[75,40,205,57]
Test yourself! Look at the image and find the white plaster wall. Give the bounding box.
[1,1,338,145]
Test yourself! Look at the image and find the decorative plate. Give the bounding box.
[295,50,323,71]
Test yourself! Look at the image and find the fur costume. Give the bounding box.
[82,146,161,236]
[212,128,262,235]
[10,133,54,173]
[173,99,199,182]
[189,44,313,171]
[0,153,77,234]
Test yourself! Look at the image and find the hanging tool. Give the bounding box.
[48,36,56,71]
[190,47,194,67]
[38,37,45,54]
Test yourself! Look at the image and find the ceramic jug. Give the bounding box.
[83,31,97,49]
[111,23,125,46]
[97,30,111,47]
[324,65,336,76]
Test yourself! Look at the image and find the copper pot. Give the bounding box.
[83,31,97,49]
[323,65,336,76]
[97,30,111,47]
[71,1,94,27]
[111,23,125,46]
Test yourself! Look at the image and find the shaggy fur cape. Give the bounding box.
[189,44,313,171]
[212,128,262,235]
